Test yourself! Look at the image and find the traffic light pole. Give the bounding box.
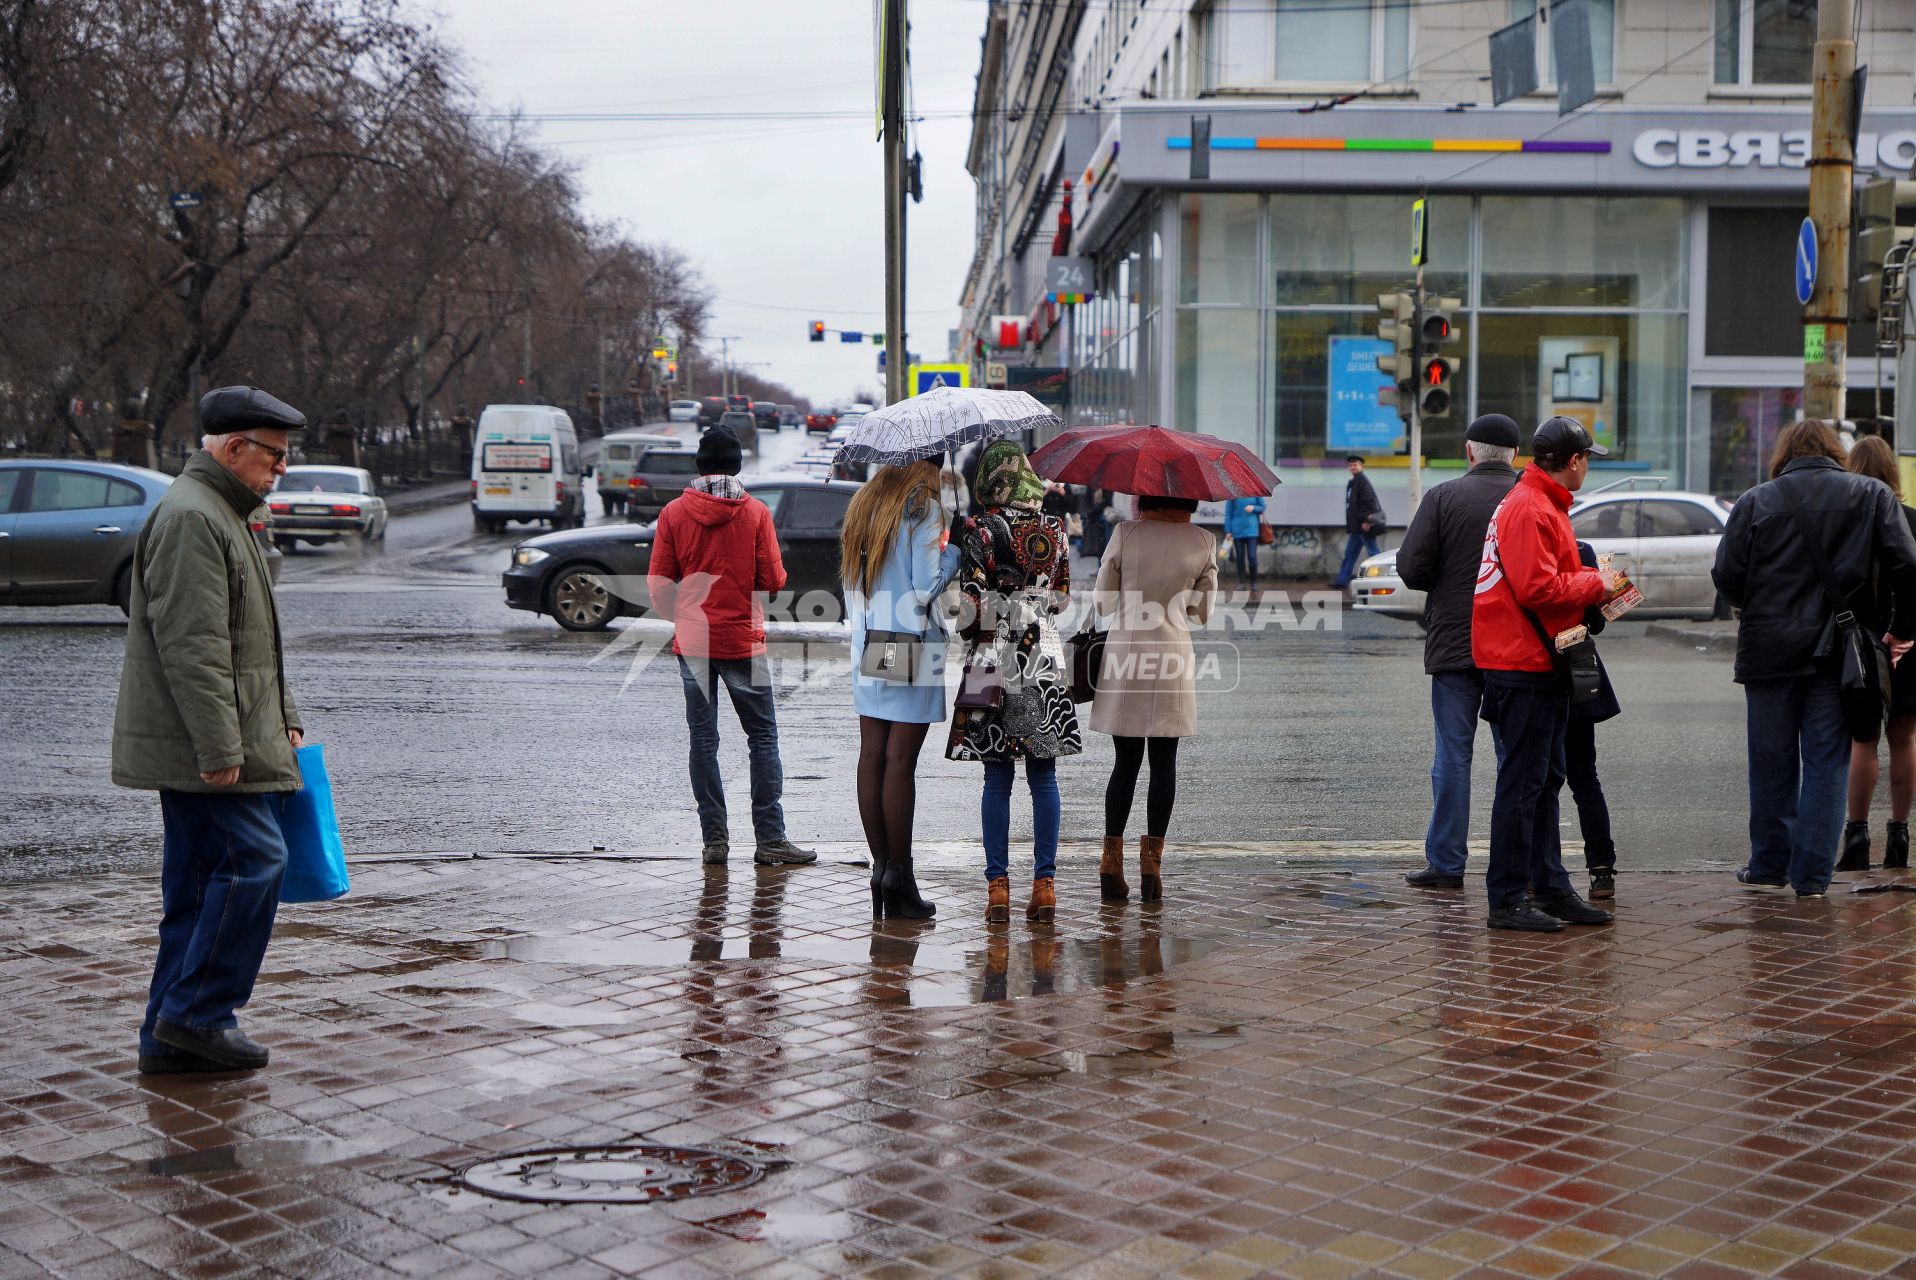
[881,0,908,405]
[1804,0,1856,422]
[1408,269,1425,512]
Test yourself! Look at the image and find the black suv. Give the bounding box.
[751,401,780,433]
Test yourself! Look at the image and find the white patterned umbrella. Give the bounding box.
[831,386,1059,468]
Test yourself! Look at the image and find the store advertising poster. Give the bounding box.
[1327,335,1403,453]
[1537,336,1620,448]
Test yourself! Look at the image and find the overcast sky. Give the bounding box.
[430,1,986,407]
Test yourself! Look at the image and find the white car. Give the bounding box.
[269,465,388,548]
[1353,485,1735,623]
[668,400,699,423]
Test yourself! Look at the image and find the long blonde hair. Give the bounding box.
[839,459,943,595]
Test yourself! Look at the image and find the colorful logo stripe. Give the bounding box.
[1166,136,1609,155]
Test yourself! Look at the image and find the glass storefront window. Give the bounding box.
[1269,311,1470,463]
[1706,386,1800,498]
[1176,308,1262,453]
[1268,193,1467,306]
[1180,194,1261,305]
[1476,313,1687,475]
[1481,196,1684,309]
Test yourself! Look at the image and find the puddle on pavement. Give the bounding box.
[144,1136,377,1177]
[696,1206,853,1245]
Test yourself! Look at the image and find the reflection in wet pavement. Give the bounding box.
[144,1136,378,1177]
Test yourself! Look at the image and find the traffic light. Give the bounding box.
[809,320,826,342]
[1855,179,1916,325]
[1374,292,1416,419]
[1417,295,1462,420]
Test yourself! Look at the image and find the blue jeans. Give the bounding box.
[982,757,1059,881]
[1333,531,1380,586]
[678,654,786,845]
[1745,672,1849,894]
[1482,673,1576,909]
[142,791,289,1055]
[1426,670,1505,876]
[1231,535,1259,584]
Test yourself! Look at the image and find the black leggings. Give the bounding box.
[856,717,930,867]
[1105,736,1180,839]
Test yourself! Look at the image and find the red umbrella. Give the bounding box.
[1029,424,1280,499]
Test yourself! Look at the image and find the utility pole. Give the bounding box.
[881,0,908,403]
[716,336,740,397]
[521,313,532,394]
[1804,0,1857,421]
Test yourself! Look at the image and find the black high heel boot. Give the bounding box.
[880,857,935,919]
[870,856,887,920]
[1886,821,1910,870]
[1837,820,1872,872]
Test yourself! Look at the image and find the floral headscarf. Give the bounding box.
[976,440,1046,511]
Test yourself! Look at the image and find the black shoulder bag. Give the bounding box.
[1493,543,1602,705]
[1775,478,1891,742]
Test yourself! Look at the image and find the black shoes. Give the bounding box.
[1837,820,1871,872]
[1404,867,1464,889]
[1538,891,1613,926]
[137,1050,232,1075]
[152,1022,269,1070]
[1737,868,1787,888]
[1588,870,1615,900]
[1487,899,1564,932]
[878,857,935,920]
[1887,821,1910,870]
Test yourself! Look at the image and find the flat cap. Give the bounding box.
[1464,413,1521,449]
[198,386,306,434]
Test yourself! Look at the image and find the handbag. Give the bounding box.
[955,659,1004,710]
[1365,509,1388,535]
[1257,521,1275,546]
[1066,623,1107,703]
[860,629,925,684]
[277,743,350,903]
[1776,478,1892,742]
[1496,546,1602,706]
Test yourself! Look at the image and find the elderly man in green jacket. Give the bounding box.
[113,387,306,1073]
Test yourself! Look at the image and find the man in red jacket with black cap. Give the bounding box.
[1473,417,1620,931]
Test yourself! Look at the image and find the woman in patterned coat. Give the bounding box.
[946,440,1080,923]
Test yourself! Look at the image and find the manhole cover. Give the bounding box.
[454,1145,767,1204]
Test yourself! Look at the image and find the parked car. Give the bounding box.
[777,404,801,428]
[624,447,701,523]
[1352,483,1733,623]
[805,409,838,433]
[0,458,278,611]
[595,430,679,515]
[268,465,388,548]
[716,409,761,457]
[502,478,862,630]
[750,401,780,433]
[668,400,700,423]
[696,396,726,428]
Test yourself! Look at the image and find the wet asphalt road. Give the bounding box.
[0,426,1755,883]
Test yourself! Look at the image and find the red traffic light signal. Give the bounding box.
[809,320,826,342]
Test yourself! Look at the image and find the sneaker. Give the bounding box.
[754,839,818,866]
[1795,887,1829,899]
[1538,892,1613,926]
[1588,870,1615,900]
[1737,868,1787,888]
[1404,867,1464,889]
[701,840,729,865]
[1486,899,1564,932]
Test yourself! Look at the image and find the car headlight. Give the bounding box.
[1361,564,1385,578]
[512,547,551,568]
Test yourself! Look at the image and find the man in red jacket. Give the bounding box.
[1473,417,1620,931]
[647,426,816,868]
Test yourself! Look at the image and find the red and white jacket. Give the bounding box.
[1470,465,1606,674]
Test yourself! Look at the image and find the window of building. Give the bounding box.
[1714,0,1818,87]
[1480,195,1685,309]
[1273,0,1410,84]
[1704,206,1804,357]
[1507,0,1616,85]
[1268,193,1466,307]
[1180,193,1260,305]
[1705,386,1800,497]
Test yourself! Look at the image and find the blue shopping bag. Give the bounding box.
[278,742,350,903]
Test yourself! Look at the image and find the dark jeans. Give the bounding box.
[141,791,289,1055]
[983,756,1059,881]
[1332,531,1380,586]
[1745,672,1849,894]
[1425,670,1505,876]
[1481,672,1576,909]
[678,654,786,845]
[1565,716,1615,871]
[1231,535,1259,583]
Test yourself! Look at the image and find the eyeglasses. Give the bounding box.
[232,436,289,465]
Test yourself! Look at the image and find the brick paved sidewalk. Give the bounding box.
[4,854,1916,1279]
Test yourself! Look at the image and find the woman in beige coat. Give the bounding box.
[1090,495,1218,901]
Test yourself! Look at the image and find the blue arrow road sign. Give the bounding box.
[1795,216,1817,307]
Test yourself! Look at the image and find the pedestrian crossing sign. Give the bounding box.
[910,363,970,395]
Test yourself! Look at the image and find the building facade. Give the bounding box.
[961,0,1916,525]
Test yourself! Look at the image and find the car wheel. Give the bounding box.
[547,564,616,631]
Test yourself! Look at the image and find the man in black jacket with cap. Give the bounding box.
[1396,415,1520,888]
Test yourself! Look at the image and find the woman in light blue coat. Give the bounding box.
[1223,495,1266,588]
[843,459,958,920]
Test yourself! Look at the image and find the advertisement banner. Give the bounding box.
[1537,336,1620,448]
[1327,335,1403,453]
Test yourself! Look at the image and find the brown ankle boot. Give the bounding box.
[1139,835,1164,902]
[1026,876,1056,922]
[1099,836,1129,901]
[986,875,1010,922]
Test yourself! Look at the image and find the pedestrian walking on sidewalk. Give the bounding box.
[1091,495,1219,902]
[1839,436,1916,872]
[1472,417,1620,932]
[647,426,817,869]
[114,387,307,1074]
[1715,422,1916,895]
[947,441,1080,923]
[1566,540,1622,900]
[1395,414,1520,890]
[1330,455,1383,588]
[1222,494,1266,589]
[843,460,958,920]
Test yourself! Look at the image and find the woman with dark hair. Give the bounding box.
[946,441,1080,923]
[1714,420,1916,897]
[1839,435,1916,871]
[1090,493,1218,901]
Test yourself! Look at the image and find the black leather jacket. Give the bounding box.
[1713,456,1916,684]
[1395,461,1518,674]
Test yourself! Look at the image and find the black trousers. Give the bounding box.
[1564,716,1615,871]
[1482,671,1576,910]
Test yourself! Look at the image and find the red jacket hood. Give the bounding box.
[680,486,749,527]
